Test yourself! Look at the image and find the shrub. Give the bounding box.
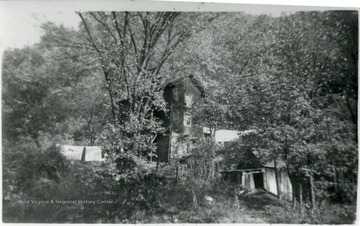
[2,144,124,223]
[315,180,357,205]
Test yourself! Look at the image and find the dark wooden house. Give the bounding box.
[155,74,205,162]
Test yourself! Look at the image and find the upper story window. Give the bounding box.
[184,92,193,108]
[184,112,192,127]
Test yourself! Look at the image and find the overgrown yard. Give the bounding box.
[3,146,356,224]
[141,188,356,224]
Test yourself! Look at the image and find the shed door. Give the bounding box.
[253,172,264,189]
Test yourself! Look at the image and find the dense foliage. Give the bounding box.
[2,10,357,223]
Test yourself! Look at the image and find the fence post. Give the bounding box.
[81,146,86,162]
[309,175,315,210]
[292,188,296,209]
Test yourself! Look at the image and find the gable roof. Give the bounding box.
[162,74,205,97]
[60,145,104,162]
[116,75,206,106]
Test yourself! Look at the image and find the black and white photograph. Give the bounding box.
[1,0,358,223]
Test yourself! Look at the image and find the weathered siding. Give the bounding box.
[183,78,203,137]
[156,76,204,162]
[264,168,278,195]
[242,172,255,190]
[169,84,183,133]
[168,77,203,159]
[264,168,293,200]
[278,168,293,200]
[169,77,203,137]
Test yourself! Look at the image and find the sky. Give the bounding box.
[0,10,80,49]
[0,0,359,50]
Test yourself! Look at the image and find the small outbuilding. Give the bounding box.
[60,145,104,162]
[220,148,293,201]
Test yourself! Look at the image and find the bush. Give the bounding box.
[315,180,357,205]
[2,144,124,223]
[3,141,356,224]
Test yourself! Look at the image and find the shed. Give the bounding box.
[220,148,293,201]
[60,145,104,162]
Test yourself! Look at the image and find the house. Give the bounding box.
[59,145,104,162]
[154,74,205,162]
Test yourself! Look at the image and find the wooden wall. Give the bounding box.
[264,168,278,195]
[155,77,204,162]
[264,167,293,200]
[169,78,203,137]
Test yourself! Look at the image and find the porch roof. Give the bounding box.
[220,168,264,173]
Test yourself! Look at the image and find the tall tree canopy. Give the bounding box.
[40,12,218,170]
[3,11,357,182]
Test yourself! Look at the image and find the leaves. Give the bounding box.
[3,11,357,182]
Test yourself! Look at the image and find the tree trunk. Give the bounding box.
[274,158,281,199]
[89,135,95,146]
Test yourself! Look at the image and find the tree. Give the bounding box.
[65,76,110,145]
[42,12,212,174]
[2,46,72,147]
[182,13,276,134]
[195,11,357,202]
[2,35,110,147]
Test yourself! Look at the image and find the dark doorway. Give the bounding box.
[253,172,264,189]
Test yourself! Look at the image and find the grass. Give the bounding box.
[111,186,356,224]
[3,145,356,224]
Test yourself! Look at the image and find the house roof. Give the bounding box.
[162,74,205,97]
[60,145,104,162]
[116,75,206,105]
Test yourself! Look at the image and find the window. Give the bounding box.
[184,92,193,108]
[184,112,191,127]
